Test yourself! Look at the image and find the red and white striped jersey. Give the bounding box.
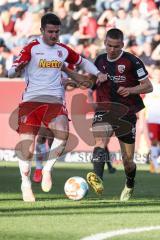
[11,37,82,102]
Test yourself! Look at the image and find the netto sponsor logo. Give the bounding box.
[39,59,62,68]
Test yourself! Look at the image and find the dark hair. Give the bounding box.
[41,13,61,29]
[106,28,124,41]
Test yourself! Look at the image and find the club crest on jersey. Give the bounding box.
[118,65,125,73]
[57,50,63,58]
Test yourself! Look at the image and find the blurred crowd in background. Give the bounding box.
[0,0,159,78]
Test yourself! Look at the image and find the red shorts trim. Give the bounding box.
[17,102,68,135]
[147,123,160,141]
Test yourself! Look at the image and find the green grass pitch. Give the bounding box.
[0,161,160,240]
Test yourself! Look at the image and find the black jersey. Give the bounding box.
[93,51,148,114]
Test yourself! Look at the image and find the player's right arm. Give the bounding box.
[8,47,31,78]
[8,42,34,78]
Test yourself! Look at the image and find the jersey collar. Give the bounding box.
[107,50,124,62]
[39,36,57,49]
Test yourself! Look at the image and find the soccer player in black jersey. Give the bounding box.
[86,28,153,201]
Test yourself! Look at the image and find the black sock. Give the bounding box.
[105,147,112,169]
[125,165,136,188]
[92,147,107,180]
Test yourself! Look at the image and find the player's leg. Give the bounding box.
[119,140,136,201]
[91,134,108,180]
[87,120,113,194]
[33,135,47,183]
[87,145,105,195]
[18,133,36,202]
[17,101,47,201]
[150,141,159,173]
[148,123,160,173]
[41,115,69,192]
[105,145,116,174]
[116,114,137,201]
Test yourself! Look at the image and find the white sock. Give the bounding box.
[35,143,46,169]
[151,146,159,169]
[43,138,66,172]
[19,159,32,188]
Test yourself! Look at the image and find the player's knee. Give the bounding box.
[124,161,135,172]
[16,138,34,160]
[49,120,69,141]
[92,147,108,163]
[122,151,134,162]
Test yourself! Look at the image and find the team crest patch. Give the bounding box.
[57,50,63,58]
[118,65,125,73]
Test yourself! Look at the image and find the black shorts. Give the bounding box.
[92,111,137,144]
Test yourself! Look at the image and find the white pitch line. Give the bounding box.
[80,226,160,240]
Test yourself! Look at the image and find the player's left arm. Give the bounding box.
[62,65,96,85]
[117,56,153,97]
[117,77,153,97]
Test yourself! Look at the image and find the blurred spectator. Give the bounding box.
[144,9,160,43]
[57,7,79,46]
[0,0,15,12]
[93,26,106,51]
[0,39,11,76]
[14,11,33,45]
[143,67,160,173]
[14,0,29,11]
[139,42,156,67]
[114,8,131,45]
[154,0,160,9]
[69,0,95,12]
[151,43,160,64]
[127,7,149,45]
[0,9,16,36]
[78,26,107,59]
[96,0,121,14]
[97,8,116,30]
[133,0,157,17]
[28,0,44,13]
[75,8,98,40]
[119,0,133,11]
[0,0,159,81]
[28,13,41,36]
[0,63,6,77]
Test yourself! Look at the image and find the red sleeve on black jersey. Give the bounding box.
[13,40,40,67]
[58,43,82,65]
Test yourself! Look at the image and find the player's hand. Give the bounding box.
[117,86,131,97]
[15,61,28,73]
[96,73,107,85]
